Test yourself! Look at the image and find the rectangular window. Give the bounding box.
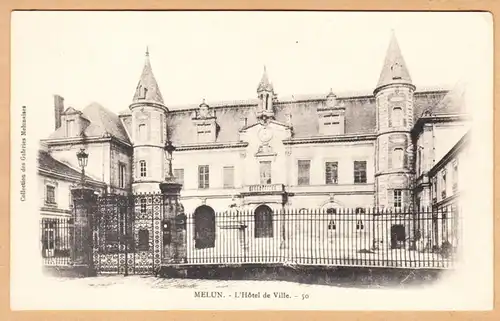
[452,160,458,192]
[198,165,210,189]
[173,169,184,187]
[353,161,367,183]
[138,124,147,141]
[259,161,272,185]
[441,171,447,199]
[140,198,147,214]
[45,185,56,204]
[392,107,403,127]
[297,160,311,186]
[432,178,437,203]
[66,119,75,137]
[223,166,235,189]
[118,163,126,188]
[325,162,338,184]
[393,189,402,209]
[139,160,147,177]
[392,148,404,169]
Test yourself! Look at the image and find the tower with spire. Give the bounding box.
[256,66,275,119]
[130,48,168,193]
[374,32,416,209]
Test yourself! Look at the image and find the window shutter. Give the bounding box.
[388,149,392,169]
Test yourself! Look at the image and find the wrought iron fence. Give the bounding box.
[185,206,460,269]
[91,194,163,275]
[40,217,73,266]
[40,192,461,273]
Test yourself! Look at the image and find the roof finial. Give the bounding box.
[146,46,149,57]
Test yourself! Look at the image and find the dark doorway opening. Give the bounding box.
[194,205,216,249]
[254,205,273,238]
[391,224,406,249]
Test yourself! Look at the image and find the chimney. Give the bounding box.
[54,95,65,130]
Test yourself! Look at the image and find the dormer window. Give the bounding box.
[391,62,402,79]
[66,119,75,137]
[137,85,147,100]
[193,100,217,143]
[318,102,345,135]
[197,123,212,142]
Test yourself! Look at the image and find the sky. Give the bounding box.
[11,11,492,139]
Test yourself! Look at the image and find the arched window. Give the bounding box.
[328,220,336,230]
[392,148,404,169]
[392,107,403,127]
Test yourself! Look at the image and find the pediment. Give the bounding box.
[62,107,80,115]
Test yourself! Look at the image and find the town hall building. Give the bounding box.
[39,33,470,219]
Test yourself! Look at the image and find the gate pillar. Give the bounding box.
[159,178,186,264]
[70,187,97,276]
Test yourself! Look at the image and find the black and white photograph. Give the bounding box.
[10,11,493,310]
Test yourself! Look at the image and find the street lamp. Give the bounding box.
[164,140,176,181]
[76,148,89,186]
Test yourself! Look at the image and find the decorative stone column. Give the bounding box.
[70,187,97,276]
[159,179,186,264]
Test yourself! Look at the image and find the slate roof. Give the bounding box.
[148,88,448,146]
[376,32,413,89]
[38,150,106,186]
[48,102,130,143]
[132,51,164,104]
[429,81,467,115]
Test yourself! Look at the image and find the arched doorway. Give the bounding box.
[254,205,273,238]
[194,205,216,249]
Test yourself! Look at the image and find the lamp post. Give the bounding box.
[76,148,89,186]
[164,140,176,182]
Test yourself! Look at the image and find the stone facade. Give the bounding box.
[39,33,470,217]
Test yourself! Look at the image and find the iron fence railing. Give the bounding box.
[40,192,461,273]
[40,217,73,266]
[185,207,460,268]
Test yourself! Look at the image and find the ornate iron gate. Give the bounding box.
[92,194,163,275]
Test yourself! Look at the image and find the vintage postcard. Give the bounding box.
[9,11,493,310]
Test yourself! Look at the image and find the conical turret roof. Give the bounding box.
[376,32,413,90]
[257,66,274,92]
[132,48,164,104]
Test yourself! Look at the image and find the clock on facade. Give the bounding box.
[258,127,273,143]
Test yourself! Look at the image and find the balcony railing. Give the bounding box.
[244,183,285,193]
